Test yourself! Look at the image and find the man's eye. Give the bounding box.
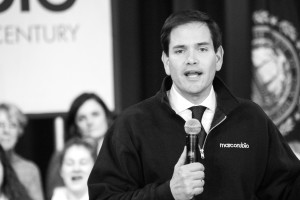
[199,47,208,52]
[175,49,184,54]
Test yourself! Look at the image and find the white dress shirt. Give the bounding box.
[168,85,216,134]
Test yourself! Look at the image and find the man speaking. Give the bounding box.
[88,10,300,200]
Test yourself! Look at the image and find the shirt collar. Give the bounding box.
[168,84,216,114]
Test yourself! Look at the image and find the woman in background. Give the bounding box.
[46,92,115,200]
[0,103,44,200]
[51,137,97,200]
[0,144,32,200]
[64,92,115,150]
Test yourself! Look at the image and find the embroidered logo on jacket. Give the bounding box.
[220,143,250,149]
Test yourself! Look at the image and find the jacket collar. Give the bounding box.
[157,75,240,119]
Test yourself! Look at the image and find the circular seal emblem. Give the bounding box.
[251,10,300,135]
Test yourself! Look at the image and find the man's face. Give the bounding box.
[162,22,223,104]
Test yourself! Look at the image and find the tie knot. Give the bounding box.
[189,106,206,121]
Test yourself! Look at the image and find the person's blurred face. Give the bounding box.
[0,161,3,188]
[0,109,20,151]
[75,99,108,140]
[162,22,223,104]
[60,145,94,195]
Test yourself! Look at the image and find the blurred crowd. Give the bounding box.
[0,93,116,200]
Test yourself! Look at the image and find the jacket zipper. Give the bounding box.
[199,116,227,159]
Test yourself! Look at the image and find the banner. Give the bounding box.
[0,0,114,113]
[251,0,300,157]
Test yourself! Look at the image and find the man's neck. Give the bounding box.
[173,85,212,105]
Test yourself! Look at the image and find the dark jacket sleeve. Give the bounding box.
[257,119,300,200]
[87,122,174,200]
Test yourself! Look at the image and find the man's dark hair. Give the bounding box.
[160,10,222,56]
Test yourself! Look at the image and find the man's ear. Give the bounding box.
[216,46,224,71]
[161,52,170,75]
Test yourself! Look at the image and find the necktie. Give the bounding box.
[189,106,207,148]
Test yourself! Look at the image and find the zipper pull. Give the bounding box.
[200,148,205,159]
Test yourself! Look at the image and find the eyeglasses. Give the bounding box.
[0,122,18,130]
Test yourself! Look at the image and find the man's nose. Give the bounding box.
[186,50,198,65]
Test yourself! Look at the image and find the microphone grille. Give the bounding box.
[184,118,201,135]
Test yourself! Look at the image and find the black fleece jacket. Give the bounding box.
[88,76,300,200]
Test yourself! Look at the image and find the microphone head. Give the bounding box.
[184,118,201,135]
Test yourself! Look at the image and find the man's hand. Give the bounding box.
[170,146,205,200]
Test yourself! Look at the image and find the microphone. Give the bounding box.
[184,119,201,200]
[184,118,201,164]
